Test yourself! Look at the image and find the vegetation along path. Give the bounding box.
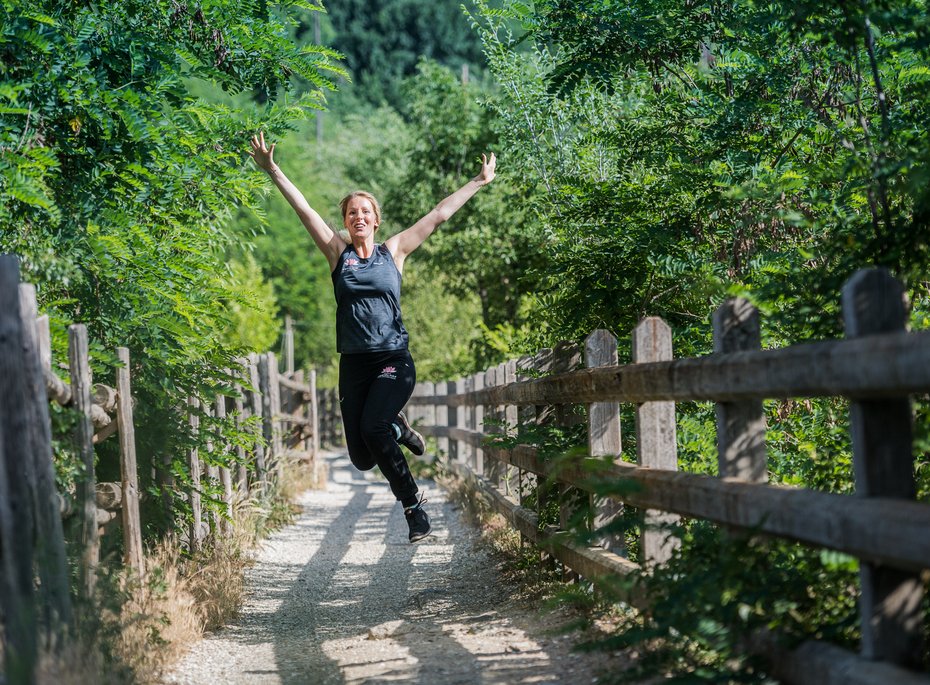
[165,451,631,685]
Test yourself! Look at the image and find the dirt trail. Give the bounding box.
[165,451,633,684]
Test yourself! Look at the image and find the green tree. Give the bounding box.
[0,0,344,527]
[325,0,486,108]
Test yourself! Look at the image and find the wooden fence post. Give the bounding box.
[233,363,249,496]
[284,315,295,376]
[309,369,319,459]
[485,365,500,486]
[20,284,72,637]
[633,317,679,566]
[533,348,554,549]
[247,354,267,486]
[462,375,474,468]
[712,298,767,482]
[0,257,38,682]
[187,397,202,552]
[116,347,144,576]
[503,360,519,499]
[586,329,623,553]
[447,379,459,462]
[553,342,583,535]
[69,324,99,597]
[472,372,484,475]
[435,380,449,459]
[842,268,923,667]
[215,392,233,537]
[203,403,220,537]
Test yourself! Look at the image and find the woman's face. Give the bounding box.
[343,196,379,240]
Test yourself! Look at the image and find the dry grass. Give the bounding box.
[30,453,328,684]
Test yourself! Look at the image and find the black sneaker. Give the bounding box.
[404,496,432,543]
[395,411,425,456]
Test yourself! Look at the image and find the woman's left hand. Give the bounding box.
[474,152,496,186]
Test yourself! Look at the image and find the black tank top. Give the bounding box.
[332,243,409,354]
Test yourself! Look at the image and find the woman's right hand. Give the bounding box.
[248,131,276,172]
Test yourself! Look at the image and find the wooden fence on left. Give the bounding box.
[0,254,319,684]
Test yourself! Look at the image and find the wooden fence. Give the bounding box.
[0,255,319,683]
[405,267,930,685]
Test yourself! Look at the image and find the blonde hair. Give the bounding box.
[339,191,382,231]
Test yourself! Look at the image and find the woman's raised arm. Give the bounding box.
[385,153,496,270]
[249,132,346,270]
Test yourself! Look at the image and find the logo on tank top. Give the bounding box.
[343,257,360,270]
[378,365,397,380]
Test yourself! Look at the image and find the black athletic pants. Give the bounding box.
[338,348,418,502]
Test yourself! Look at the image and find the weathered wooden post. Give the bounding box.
[187,397,202,552]
[116,347,144,576]
[420,381,435,458]
[258,352,282,481]
[233,363,249,496]
[472,372,484,475]
[284,315,295,377]
[553,342,583,534]
[533,347,554,550]
[19,284,72,637]
[309,369,319,459]
[842,268,923,667]
[457,376,470,467]
[585,329,623,553]
[448,379,460,462]
[215,392,233,537]
[69,323,99,597]
[247,354,267,486]
[0,257,39,683]
[503,360,519,499]
[484,364,500,486]
[203,403,220,536]
[435,379,449,459]
[633,317,679,566]
[712,298,767,482]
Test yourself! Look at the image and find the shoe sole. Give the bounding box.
[409,528,432,543]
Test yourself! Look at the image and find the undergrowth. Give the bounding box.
[30,452,326,684]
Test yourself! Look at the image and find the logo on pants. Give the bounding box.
[378,365,397,380]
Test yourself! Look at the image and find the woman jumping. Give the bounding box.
[249,132,496,542]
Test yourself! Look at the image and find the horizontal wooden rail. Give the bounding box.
[449,456,930,685]
[407,330,930,407]
[277,374,312,396]
[418,425,930,572]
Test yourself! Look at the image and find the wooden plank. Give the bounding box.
[404,330,930,407]
[586,329,622,553]
[19,284,72,635]
[504,361,518,498]
[433,438,930,572]
[750,630,930,685]
[278,374,313,394]
[447,379,459,462]
[187,396,202,552]
[116,347,145,575]
[0,258,38,683]
[633,318,679,566]
[842,268,922,667]
[713,299,767,482]
[69,324,99,599]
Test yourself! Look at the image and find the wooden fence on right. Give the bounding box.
[405,267,930,685]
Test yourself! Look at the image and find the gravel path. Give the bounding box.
[165,451,629,685]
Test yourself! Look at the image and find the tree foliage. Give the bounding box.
[325,0,486,108]
[0,0,343,529]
